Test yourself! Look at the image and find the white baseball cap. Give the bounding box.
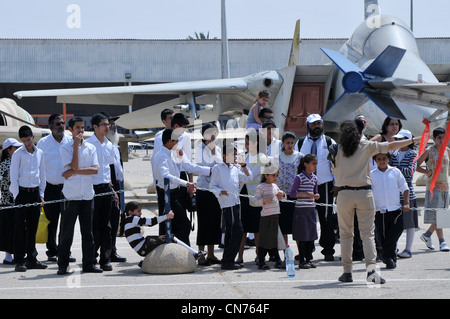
[2,138,22,149]
[393,129,412,139]
[306,114,322,124]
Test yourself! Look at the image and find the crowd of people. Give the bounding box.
[0,92,448,283]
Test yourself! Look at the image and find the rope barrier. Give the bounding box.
[0,168,445,213]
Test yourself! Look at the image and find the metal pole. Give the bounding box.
[221,0,230,79]
[164,177,172,243]
[410,0,414,32]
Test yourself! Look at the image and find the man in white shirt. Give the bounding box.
[152,109,175,236]
[58,117,102,275]
[152,128,211,245]
[102,112,127,263]
[371,152,409,269]
[10,125,46,272]
[295,114,339,261]
[86,113,117,271]
[36,114,72,262]
[210,142,252,270]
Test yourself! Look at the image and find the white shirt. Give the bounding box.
[177,131,192,172]
[295,134,335,185]
[60,140,99,200]
[210,162,253,208]
[370,165,408,213]
[194,142,222,189]
[150,129,165,185]
[152,146,210,189]
[9,144,46,199]
[36,133,71,185]
[85,133,115,185]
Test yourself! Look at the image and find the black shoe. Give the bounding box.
[69,255,77,263]
[385,258,396,269]
[57,267,74,275]
[324,255,337,262]
[83,266,103,273]
[111,253,127,262]
[25,261,48,269]
[100,263,113,271]
[15,263,27,272]
[221,263,241,270]
[47,256,57,262]
[338,273,353,282]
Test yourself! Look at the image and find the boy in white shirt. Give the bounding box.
[371,152,409,269]
[152,128,211,246]
[10,125,46,272]
[210,141,252,270]
[58,117,102,275]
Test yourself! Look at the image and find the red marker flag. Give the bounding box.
[429,120,450,199]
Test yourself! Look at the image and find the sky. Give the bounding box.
[1,0,449,39]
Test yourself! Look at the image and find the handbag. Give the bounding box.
[36,207,50,244]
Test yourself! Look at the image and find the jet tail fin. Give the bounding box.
[288,20,300,66]
[365,0,380,20]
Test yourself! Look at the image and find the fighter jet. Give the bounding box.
[13,0,450,137]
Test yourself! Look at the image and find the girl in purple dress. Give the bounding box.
[289,154,320,269]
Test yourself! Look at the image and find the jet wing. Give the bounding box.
[14,78,249,105]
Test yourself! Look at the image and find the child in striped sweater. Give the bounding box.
[254,161,286,270]
[289,154,320,269]
[122,201,205,267]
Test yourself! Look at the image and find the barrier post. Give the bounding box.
[164,177,172,243]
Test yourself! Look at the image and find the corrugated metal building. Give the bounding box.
[0,37,449,120]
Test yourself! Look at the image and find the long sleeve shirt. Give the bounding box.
[210,162,253,208]
[254,183,282,217]
[36,133,71,185]
[152,146,210,189]
[289,171,318,208]
[124,214,168,255]
[194,143,222,189]
[85,134,115,185]
[9,144,46,199]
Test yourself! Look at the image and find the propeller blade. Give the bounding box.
[363,90,406,120]
[322,92,369,122]
[363,45,406,78]
[320,48,362,74]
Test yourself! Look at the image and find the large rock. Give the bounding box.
[141,243,197,274]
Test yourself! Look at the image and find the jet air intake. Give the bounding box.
[321,45,407,120]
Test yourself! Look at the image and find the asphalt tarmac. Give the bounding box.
[0,149,448,302]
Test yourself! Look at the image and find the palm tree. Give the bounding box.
[187,32,217,40]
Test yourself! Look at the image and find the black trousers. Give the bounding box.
[14,189,41,264]
[221,205,243,266]
[93,183,113,265]
[156,186,191,246]
[316,181,337,256]
[375,209,403,262]
[43,182,63,257]
[58,199,95,270]
[110,181,121,255]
